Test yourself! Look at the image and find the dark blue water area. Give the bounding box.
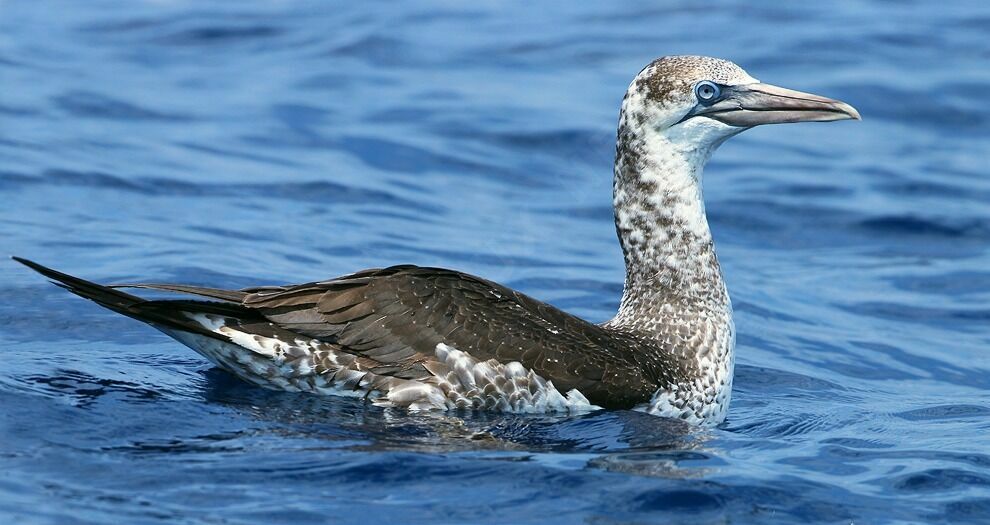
[1,1,989,523]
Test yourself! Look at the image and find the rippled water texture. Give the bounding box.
[2,1,989,523]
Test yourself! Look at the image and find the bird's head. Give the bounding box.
[619,55,860,157]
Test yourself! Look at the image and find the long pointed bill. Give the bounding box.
[697,83,860,127]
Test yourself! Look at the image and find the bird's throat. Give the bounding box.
[608,124,728,329]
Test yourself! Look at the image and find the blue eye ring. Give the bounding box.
[695,81,721,104]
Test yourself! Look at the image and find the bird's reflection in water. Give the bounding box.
[197,368,717,478]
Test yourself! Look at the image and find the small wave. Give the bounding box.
[17,369,162,407]
[857,215,990,240]
[53,91,192,121]
[895,405,990,422]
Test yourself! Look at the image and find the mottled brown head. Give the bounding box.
[634,56,756,106]
[620,55,859,143]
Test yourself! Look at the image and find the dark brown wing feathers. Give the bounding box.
[111,283,248,303]
[45,259,668,408]
[230,266,665,407]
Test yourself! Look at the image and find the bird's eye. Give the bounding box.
[695,81,721,104]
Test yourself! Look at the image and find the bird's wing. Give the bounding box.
[133,265,664,407]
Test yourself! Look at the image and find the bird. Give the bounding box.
[14,56,859,427]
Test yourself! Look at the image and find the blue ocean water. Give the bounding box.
[1,1,989,523]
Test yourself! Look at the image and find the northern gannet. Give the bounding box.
[15,56,859,426]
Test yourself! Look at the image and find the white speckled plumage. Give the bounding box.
[164,313,597,413]
[601,57,754,423]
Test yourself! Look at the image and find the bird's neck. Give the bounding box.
[607,122,729,331]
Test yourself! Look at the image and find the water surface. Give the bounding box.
[1,1,989,523]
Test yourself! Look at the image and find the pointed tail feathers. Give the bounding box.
[12,257,259,339]
[12,256,145,313]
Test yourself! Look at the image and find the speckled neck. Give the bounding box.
[606,98,730,332]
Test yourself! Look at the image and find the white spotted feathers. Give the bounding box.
[166,313,596,413]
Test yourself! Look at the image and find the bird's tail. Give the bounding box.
[11,256,257,339]
[13,256,146,314]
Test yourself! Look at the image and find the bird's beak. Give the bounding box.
[695,83,860,127]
